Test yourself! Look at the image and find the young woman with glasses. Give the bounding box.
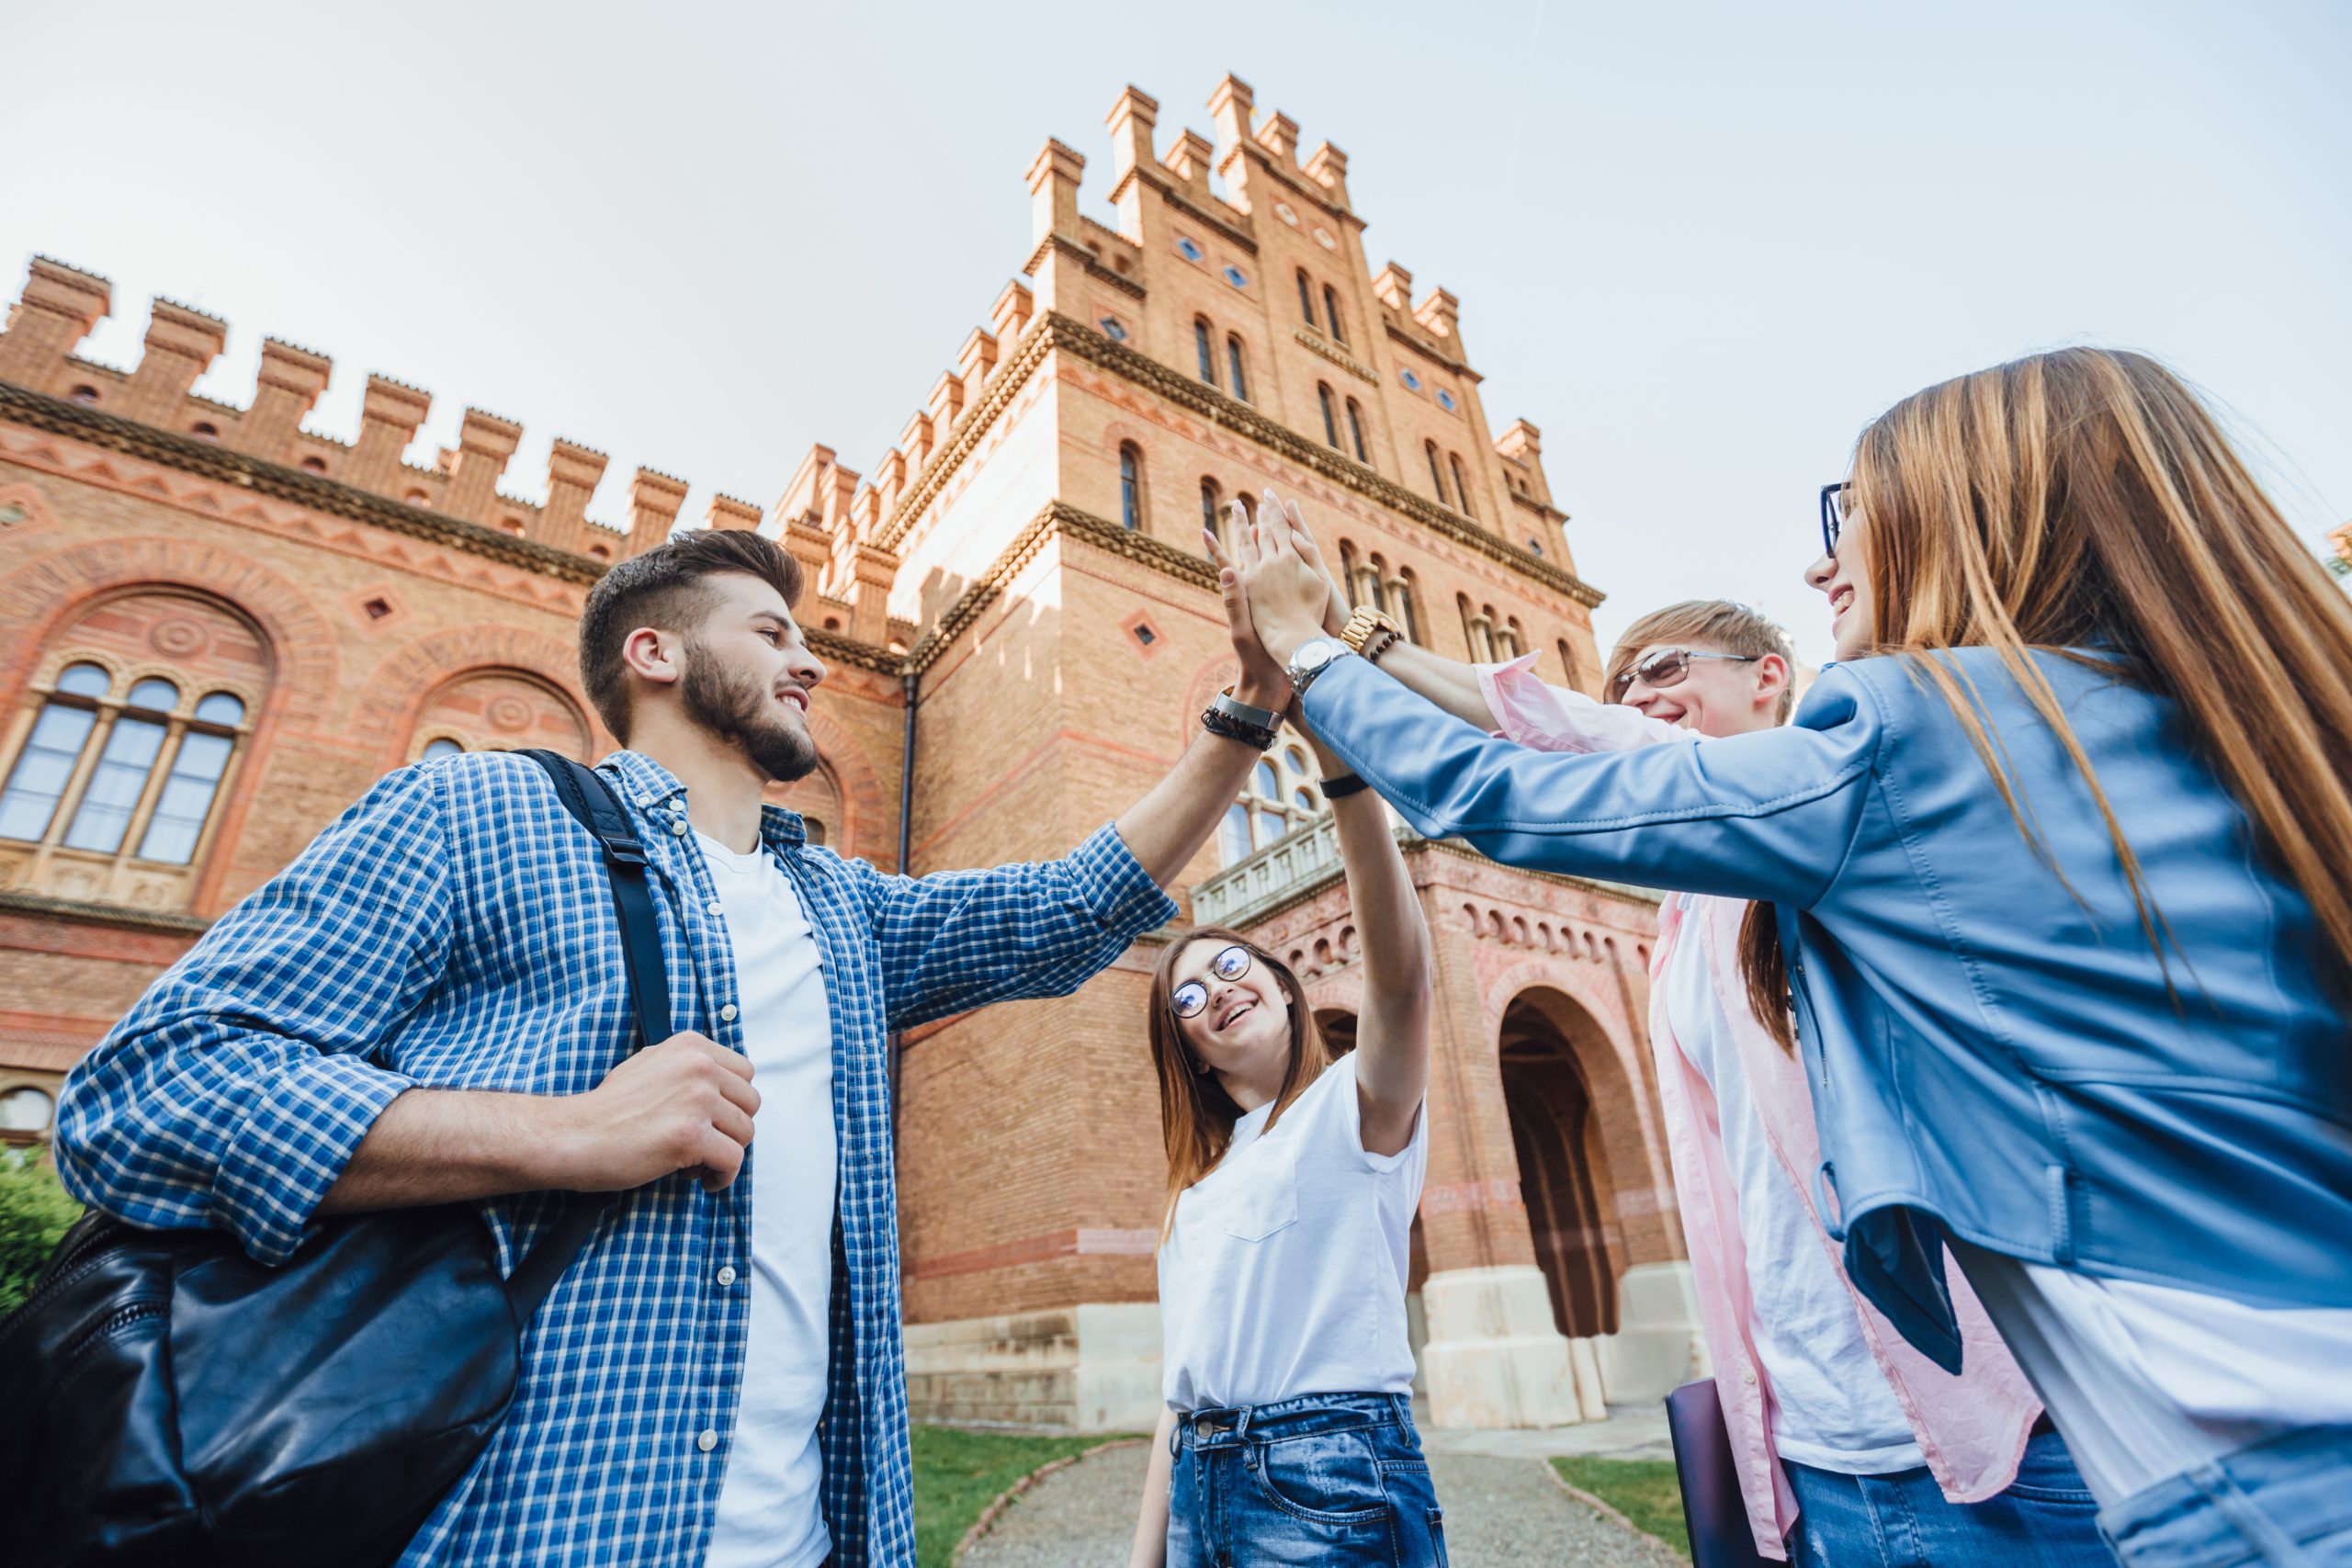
[1125,502,1442,1568]
[1241,499,2106,1564]
[1235,350,2352,1568]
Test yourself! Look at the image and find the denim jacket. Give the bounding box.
[1303,648,2352,1372]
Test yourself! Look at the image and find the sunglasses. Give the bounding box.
[1170,944,1253,1021]
[1608,648,1760,704]
[1820,481,1852,558]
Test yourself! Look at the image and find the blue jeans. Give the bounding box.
[1784,1427,2112,1567]
[2096,1427,2352,1568]
[1167,1392,1447,1567]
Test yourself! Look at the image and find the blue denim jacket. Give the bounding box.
[1302,649,2352,1373]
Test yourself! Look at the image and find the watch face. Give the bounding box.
[1297,639,1337,670]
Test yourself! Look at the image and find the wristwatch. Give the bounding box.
[1340,605,1400,659]
[1284,637,1349,697]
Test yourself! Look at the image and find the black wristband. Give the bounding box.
[1321,773,1372,799]
[1201,705,1279,750]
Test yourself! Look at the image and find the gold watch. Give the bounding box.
[1340,604,1401,660]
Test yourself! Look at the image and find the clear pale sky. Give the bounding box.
[10,0,2346,662]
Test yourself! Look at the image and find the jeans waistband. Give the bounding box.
[1176,1392,1416,1450]
[2098,1425,2352,1568]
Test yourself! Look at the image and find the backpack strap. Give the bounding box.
[503,750,678,1318]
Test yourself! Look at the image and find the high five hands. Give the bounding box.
[1202,489,1354,704]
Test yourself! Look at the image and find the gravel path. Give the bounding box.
[960,1441,1675,1567]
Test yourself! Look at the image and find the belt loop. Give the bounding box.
[1389,1392,1410,1430]
[1233,1403,1253,1440]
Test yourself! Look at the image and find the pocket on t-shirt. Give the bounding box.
[1216,1140,1299,1242]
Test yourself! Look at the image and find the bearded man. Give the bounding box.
[57,529,1287,1567]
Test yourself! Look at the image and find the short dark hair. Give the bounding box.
[578,530,804,740]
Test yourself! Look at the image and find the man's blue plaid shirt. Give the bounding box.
[55,748,1177,1565]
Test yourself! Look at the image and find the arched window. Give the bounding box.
[410,671,592,763]
[1317,384,1340,448]
[1200,478,1223,545]
[1323,284,1346,344]
[1,664,252,868]
[1451,453,1477,519]
[1395,569,1423,644]
[1345,399,1369,463]
[1295,268,1317,326]
[1339,542,1361,609]
[1499,615,1524,659]
[1234,491,1255,528]
[1356,555,1386,615]
[1193,320,1217,387]
[1556,638,1579,688]
[1226,335,1250,403]
[1457,594,1497,662]
[1219,735,1329,864]
[1426,441,1447,502]
[1120,444,1145,531]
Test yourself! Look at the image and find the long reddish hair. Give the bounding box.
[1741,347,2352,1044]
[1146,928,1335,1235]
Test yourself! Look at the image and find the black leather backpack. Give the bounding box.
[0,751,671,1567]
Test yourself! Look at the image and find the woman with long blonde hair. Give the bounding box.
[1126,501,1442,1568]
[1236,349,2352,1567]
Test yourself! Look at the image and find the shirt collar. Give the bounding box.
[597,749,810,852]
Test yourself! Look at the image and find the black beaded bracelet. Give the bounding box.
[1201,705,1280,751]
[1321,773,1372,799]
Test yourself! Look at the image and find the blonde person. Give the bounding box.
[1125,500,1442,1568]
[1234,351,2352,1568]
[1253,517,2108,1565]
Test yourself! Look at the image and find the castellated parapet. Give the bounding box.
[0,256,754,568]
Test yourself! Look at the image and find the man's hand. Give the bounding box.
[1233,505,1340,670]
[1205,504,1292,709]
[548,1032,759,1194]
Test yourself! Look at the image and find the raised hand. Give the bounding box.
[1204,504,1291,707]
[1260,489,1350,637]
[1234,505,1343,668]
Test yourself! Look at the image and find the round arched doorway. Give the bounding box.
[1498,988,1628,1339]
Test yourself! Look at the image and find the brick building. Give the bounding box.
[0,73,1701,1430]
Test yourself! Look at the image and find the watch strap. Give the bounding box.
[1212,687,1282,732]
[1321,772,1372,799]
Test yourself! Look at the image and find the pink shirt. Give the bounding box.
[1478,654,2044,1560]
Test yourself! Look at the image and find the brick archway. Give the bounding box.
[799,705,891,867]
[0,536,338,728]
[355,626,605,773]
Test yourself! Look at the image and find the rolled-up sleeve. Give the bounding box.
[1475,652,1683,754]
[857,823,1178,1031]
[55,765,454,1264]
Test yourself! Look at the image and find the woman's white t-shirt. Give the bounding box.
[1158,1053,1428,1413]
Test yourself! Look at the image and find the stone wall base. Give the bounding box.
[1596,1260,1708,1403]
[1419,1264,1597,1427]
[904,1303,1163,1430]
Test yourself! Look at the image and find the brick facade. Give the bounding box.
[0,73,1699,1424]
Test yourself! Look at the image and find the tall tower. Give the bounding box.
[786,76,1702,1429]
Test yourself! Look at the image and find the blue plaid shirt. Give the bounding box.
[56,749,1177,1566]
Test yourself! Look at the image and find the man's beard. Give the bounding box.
[679,637,820,784]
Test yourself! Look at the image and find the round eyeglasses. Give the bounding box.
[1170,943,1252,1021]
[1609,648,1759,704]
[1820,481,1852,558]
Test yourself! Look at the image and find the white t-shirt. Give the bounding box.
[1952,1239,2352,1506]
[699,832,838,1568]
[1665,895,1924,1475]
[1158,1052,1427,1412]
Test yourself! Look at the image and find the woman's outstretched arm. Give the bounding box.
[1313,726,1433,1156]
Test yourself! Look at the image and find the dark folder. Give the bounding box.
[1665,1378,1776,1567]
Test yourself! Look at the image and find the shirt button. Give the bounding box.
[1742,1367,1759,1387]
[707,899,724,916]
[720,1003,739,1021]
[670,820,689,837]
[637,794,654,807]
[718,1265,739,1286]
[697,1428,718,1452]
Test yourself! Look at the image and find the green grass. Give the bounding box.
[910,1425,1137,1567]
[1552,1455,1691,1561]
